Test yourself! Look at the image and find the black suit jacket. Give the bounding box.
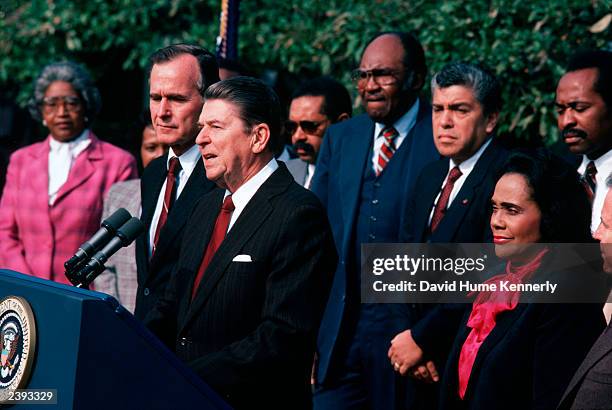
[403,140,509,359]
[439,250,606,410]
[558,323,612,409]
[134,154,215,320]
[145,163,337,409]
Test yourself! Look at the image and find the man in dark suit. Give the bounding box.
[145,77,337,409]
[285,76,352,188]
[558,176,612,409]
[388,62,508,383]
[311,32,439,409]
[134,44,219,320]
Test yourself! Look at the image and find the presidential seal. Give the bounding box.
[0,297,36,391]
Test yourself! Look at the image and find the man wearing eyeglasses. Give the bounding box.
[285,77,352,189]
[311,32,439,409]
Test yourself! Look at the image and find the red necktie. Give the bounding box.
[191,195,235,300]
[152,157,182,254]
[430,166,463,233]
[151,157,181,254]
[375,127,398,176]
[581,161,597,203]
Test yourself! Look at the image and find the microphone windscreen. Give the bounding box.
[102,208,132,232]
[117,217,145,245]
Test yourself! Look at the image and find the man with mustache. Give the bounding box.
[285,77,351,189]
[311,32,439,409]
[556,49,612,233]
[558,174,612,409]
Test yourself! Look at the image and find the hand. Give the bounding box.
[388,329,423,375]
[408,360,439,383]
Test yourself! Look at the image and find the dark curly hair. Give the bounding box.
[495,148,593,243]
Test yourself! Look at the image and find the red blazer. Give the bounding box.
[0,132,137,285]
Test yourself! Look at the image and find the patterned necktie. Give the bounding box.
[375,127,398,176]
[191,195,235,300]
[152,157,182,253]
[581,161,597,203]
[430,166,463,233]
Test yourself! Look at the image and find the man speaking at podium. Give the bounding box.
[145,76,337,409]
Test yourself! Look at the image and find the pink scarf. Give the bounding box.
[457,248,549,399]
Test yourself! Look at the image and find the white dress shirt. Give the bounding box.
[428,138,492,225]
[48,129,91,205]
[578,150,612,233]
[225,158,279,232]
[371,98,420,171]
[304,163,316,189]
[148,145,201,254]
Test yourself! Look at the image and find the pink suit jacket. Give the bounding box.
[0,132,137,285]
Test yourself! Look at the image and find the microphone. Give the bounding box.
[64,208,132,278]
[73,217,145,288]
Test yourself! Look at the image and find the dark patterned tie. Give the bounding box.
[581,161,597,203]
[375,127,398,176]
[191,195,235,300]
[152,157,182,254]
[430,166,463,233]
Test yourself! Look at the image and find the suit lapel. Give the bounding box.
[135,156,167,283]
[339,116,374,253]
[150,160,212,265]
[25,138,52,220]
[463,304,529,399]
[431,141,500,242]
[415,161,448,241]
[561,325,612,404]
[180,164,291,331]
[53,133,100,205]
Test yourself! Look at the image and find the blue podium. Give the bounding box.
[0,269,231,409]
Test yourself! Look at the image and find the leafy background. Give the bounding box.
[0,0,610,146]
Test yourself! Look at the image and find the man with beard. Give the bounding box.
[556,49,612,233]
[285,77,351,189]
[311,32,439,409]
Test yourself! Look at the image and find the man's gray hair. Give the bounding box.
[28,61,101,125]
[431,62,502,116]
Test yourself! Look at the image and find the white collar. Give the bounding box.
[374,98,420,139]
[167,144,200,173]
[450,137,492,174]
[48,129,90,152]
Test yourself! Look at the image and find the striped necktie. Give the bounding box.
[375,126,398,176]
[581,161,597,203]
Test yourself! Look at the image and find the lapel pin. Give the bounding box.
[462,198,469,205]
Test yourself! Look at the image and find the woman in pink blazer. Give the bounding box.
[0,61,137,285]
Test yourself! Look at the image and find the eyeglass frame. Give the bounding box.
[351,68,405,86]
[41,96,83,113]
[285,119,328,135]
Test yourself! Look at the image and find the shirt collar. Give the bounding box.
[579,149,612,174]
[167,144,200,173]
[225,158,279,207]
[374,98,420,139]
[450,137,492,174]
[48,128,90,152]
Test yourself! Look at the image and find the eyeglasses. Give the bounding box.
[285,120,325,135]
[41,96,82,113]
[351,68,404,86]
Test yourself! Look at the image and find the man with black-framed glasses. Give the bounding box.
[311,32,439,409]
[285,76,352,189]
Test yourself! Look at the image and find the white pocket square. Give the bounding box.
[232,254,252,262]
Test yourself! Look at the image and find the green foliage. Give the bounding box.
[0,0,610,143]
